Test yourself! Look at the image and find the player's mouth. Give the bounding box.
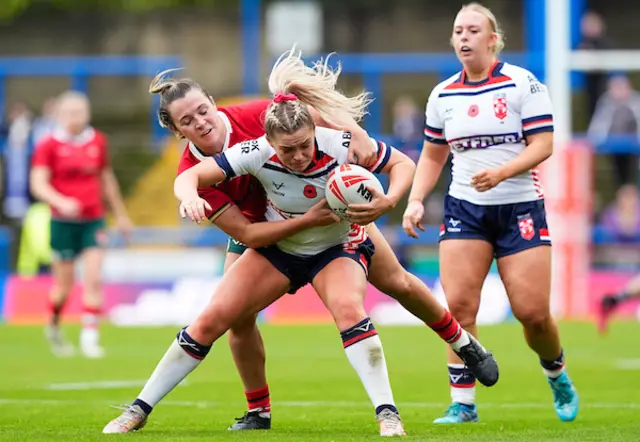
[460,46,472,55]
[202,128,212,137]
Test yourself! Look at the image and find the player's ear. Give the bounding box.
[172,129,185,140]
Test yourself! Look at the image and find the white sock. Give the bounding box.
[543,366,566,379]
[81,307,101,348]
[449,329,471,352]
[448,363,476,406]
[80,327,100,349]
[138,340,203,407]
[343,334,396,409]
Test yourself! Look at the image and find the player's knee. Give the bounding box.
[191,308,234,343]
[446,296,479,328]
[229,314,259,338]
[331,299,367,331]
[513,306,551,332]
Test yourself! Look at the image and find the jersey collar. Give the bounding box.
[187,110,234,162]
[459,60,504,85]
[52,127,95,145]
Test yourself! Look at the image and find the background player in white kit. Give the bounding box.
[403,2,579,424]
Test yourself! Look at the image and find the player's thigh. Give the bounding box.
[494,199,553,323]
[192,249,289,343]
[439,239,493,324]
[497,245,551,325]
[365,223,409,295]
[312,242,373,330]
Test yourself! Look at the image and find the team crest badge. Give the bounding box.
[493,93,508,120]
[517,214,535,241]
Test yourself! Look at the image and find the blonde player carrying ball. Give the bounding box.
[104,48,499,436]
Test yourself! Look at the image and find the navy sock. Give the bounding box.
[176,327,211,360]
[540,349,565,375]
[132,398,153,415]
[375,404,398,415]
[340,317,377,349]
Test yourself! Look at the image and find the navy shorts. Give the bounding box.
[256,238,375,294]
[439,195,551,258]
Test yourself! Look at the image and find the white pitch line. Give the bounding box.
[0,398,638,409]
[43,379,188,391]
[614,359,640,370]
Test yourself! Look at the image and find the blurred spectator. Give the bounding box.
[3,101,33,221]
[588,75,640,188]
[600,184,640,241]
[578,11,613,119]
[392,95,422,161]
[31,97,58,146]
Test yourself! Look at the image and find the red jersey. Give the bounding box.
[31,128,109,220]
[177,100,272,223]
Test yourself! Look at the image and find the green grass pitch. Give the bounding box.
[0,322,639,441]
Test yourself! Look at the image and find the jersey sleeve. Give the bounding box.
[214,138,269,178]
[424,87,447,145]
[519,71,554,138]
[366,137,393,174]
[31,138,53,168]
[198,186,233,221]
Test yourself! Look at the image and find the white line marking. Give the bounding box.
[43,379,188,391]
[0,398,638,409]
[614,359,640,370]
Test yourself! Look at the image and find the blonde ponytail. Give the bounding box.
[265,47,372,137]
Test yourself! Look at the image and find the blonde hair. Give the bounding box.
[149,68,212,133]
[56,90,90,111]
[265,47,373,137]
[458,2,505,55]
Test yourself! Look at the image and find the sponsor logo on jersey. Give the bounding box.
[449,132,522,152]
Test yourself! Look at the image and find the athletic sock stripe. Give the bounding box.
[343,329,378,348]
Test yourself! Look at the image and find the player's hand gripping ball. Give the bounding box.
[325,164,385,221]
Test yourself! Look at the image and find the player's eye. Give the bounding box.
[199,109,207,115]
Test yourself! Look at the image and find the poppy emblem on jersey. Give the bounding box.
[303,184,318,198]
[468,104,479,117]
[517,214,535,241]
[493,93,508,120]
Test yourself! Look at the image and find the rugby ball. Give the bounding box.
[325,164,385,220]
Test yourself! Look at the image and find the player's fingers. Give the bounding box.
[179,204,187,219]
[417,222,425,232]
[347,203,371,212]
[203,200,212,211]
[185,205,197,222]
[348,151,360,165]
[367,185,383,197]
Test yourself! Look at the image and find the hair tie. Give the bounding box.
[273,93,297,103]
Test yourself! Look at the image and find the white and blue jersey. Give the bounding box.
[214,127,391,257]
[424,61,553,206]
[425,61,553,257]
